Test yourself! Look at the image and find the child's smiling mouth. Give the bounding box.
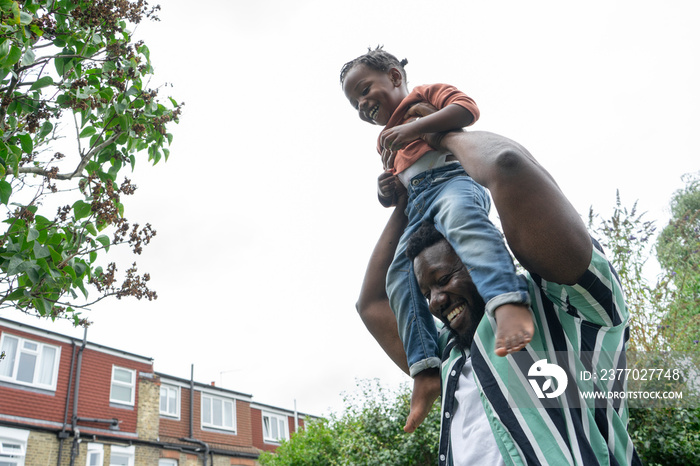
[369,104,379,122]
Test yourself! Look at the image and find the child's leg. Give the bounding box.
[386,226,442,431]
[431,174,534,356]
[405,368,440,433]
[386,229,441,376]
[493,303,533,356]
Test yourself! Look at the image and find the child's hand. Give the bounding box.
[380,122,421,156]
[380,102,440,170]
[380,123,420,170]
[377,171,400,207]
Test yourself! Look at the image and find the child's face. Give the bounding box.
[342,64,406,126]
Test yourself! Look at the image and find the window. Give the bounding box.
[110,366,136,406]
[109,445,134,466]
[158,460,177,466]
[86,444,104,466]
[0,333,60,390]
[201,393,236,432]
[160,384,180,418]
[262,412,289,443]
[0,427,28,466]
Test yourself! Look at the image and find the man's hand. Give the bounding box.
[404,101,438,120]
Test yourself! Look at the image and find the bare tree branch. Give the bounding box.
[6,132,123,180]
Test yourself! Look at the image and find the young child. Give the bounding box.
[341,46,534,427]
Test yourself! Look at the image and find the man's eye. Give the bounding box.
[362,86,369,96]
[423,291,430,301]
[438,275,450,286]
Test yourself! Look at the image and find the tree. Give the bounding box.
[0,0,181,325]
[655,172,700,352]
[588,193,663,352]
[259,379,441,466]
[589,174,700,465]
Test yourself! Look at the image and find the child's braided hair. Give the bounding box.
[340,45,408,85]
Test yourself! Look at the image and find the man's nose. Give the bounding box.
[429,290,448,314]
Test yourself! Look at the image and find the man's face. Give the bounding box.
[342,64,405,126]
[414,240,485,347]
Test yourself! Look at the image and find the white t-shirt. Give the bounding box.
[450,357,506,466]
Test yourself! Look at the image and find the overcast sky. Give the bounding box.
[8,0,700,417]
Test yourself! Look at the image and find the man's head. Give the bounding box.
[407,222,485,348]
[340,46,409,126]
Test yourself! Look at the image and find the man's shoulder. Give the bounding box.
[525,238,629,328]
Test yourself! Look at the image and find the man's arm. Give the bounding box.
[356,193,410,374]
[433,130,592,285]
[356,191,441,433]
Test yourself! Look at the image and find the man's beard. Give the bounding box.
[450,305,485,350]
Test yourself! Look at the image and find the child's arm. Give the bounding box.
[380,103,474,156]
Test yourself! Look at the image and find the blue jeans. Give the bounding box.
[386,163,530,376]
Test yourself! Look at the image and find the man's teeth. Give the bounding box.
[447,304,465,323]
[369,105,379,121]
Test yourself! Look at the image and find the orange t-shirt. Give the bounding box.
[377,83,479,175]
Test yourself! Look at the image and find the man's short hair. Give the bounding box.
[406,221,446,261]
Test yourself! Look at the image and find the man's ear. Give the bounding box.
[389,67,403,87]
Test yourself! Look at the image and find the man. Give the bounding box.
[357,130,641,465]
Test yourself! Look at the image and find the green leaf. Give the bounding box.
[0,46,22,68]
[0,39,10,61]
[63,264,77,282]
[54,56,66,76]
[72,200,92,220]
[27,266,41,284]
[29,75,54,90]
[79,126,96,138]
[33,241,51,259]
[18,133,32,153]
[114,99,127,114]
[29,24,43,37]
[85,222,97,236]
[7,255,25,274]
[38,121,53,139]
[6,288,27,301]
[96,235,110,252]
[20,48,35,67]
[48,246,62,265]
[0,180,11,204]
[19,11,33,26]
[32,298,50,317]
[73,261,87,278]
[27,227,39,242]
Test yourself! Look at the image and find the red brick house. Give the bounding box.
[0,318,315,465]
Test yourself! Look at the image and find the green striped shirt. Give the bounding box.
[439,239,641,465]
